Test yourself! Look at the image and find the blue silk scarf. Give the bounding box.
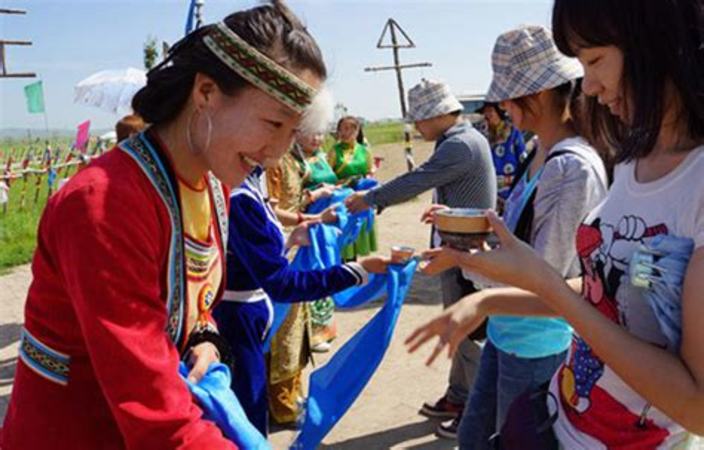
[179,362,271,449]
[292,259,418,449]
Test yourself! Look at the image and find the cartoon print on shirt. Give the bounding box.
[560,216,668,414]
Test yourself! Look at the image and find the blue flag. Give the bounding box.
[184,0,198,35]
[47,168,57,188]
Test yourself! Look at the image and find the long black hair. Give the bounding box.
[132,0,327,125]
[552,0,704,162]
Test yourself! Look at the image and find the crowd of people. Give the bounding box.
[2,0,704,449]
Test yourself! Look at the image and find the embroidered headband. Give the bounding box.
[203,22,317,113]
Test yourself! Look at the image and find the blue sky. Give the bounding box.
[0,0,553,131]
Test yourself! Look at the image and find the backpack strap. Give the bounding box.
[508,147,536,194]
[511,149,581,243]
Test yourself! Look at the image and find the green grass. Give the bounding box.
[0,123,407,272]
[321,120,406,150]
[364,121,405,146]
[0,204,43,272]
[1,139,79,272]
[0,172,73,271]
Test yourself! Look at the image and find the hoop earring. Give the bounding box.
[186,109,213,155]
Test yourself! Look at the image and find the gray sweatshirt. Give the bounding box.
[364,121,497,211]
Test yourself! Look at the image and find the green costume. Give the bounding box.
[302,148,337,189]
[328,141,378,260]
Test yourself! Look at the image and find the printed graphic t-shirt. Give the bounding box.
[550,147,704,449]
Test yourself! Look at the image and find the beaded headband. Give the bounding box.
[203,22,317,113]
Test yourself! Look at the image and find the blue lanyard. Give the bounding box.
[503,165,545,233]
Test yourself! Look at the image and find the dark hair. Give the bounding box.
[336,116,366,145]
[510,81,576,128]
[115,114,146,141]
[132,0,327,125]
[480,102,508,121]
[552,0,704,162]
[510,80,616,178]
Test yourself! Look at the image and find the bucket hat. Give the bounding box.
[486,25,583,102]
[407,79,463,122]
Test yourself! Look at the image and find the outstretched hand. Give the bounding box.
[186,342,220,383]
[311,184,336,202]
[453,211,560,298]
[286,222,312,248]
[405,294,486,366]
[359,256,391,274]
[420,204,449,224]
[345,191,371,214]
[320,205,338,224]
[420,247,463,275]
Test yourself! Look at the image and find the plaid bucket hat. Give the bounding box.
[485,25,583,103]
[407,79,463,122]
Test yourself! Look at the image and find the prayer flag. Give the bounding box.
[184,0,198,35]
[75,120,91,153]
[24,81,45,114]
[47,169,57,188]
[0,181,9,205]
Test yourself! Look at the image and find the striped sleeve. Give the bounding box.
[364,137,472,208]
[341,262,369,286]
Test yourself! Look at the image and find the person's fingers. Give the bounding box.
[420,210,437,224]
[405,325,437,353]
[445,248,465,261]
[404,327,423,346]
[447,333,460,359]
[420,247,443,260]
[486,210,514,244]
[421,256,453,275]
[425,338,446,366]
[187,356,210,384]
[420,261,441,275]
[447,320,481,358]
[422,264,442,275]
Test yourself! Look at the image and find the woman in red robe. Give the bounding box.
[0,2,327,448]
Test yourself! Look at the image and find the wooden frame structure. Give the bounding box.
[1,7,36,79]
[365,19,432,171]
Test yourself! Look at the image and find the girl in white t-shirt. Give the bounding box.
[409,0,704,448]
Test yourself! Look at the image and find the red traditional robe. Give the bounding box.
[0,137,236,449]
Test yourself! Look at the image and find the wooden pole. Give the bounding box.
[0,8,37,78]
[33,170,43,204]
[364,19,431,172]
[389,25,407,118]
